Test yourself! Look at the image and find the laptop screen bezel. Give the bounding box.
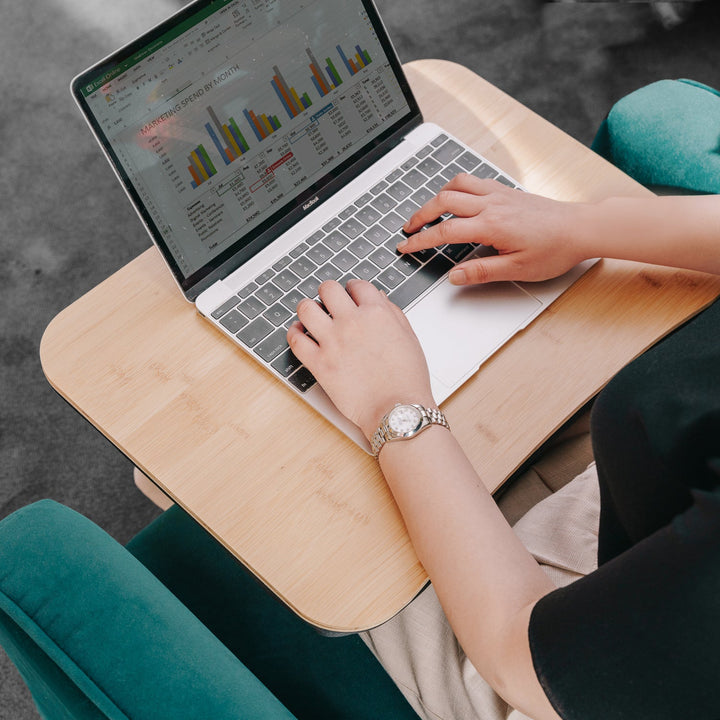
[71,0,423,300]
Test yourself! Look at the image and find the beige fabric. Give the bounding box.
[361,463,600,720]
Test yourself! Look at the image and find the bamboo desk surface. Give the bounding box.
[41,60,720,633]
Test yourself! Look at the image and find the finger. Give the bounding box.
[296,296,333,340]
[448,254,519,285]
[286,321,319,364]
[344,278,385,306]
[398,215,486,253]
[316,279,357,317]
[403,176,507,233]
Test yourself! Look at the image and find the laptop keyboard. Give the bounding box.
[209,133,520,393]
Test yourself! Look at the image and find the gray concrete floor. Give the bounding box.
[1,0,718,716]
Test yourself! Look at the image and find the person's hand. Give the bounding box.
[287,280,434,440]
[399,174,590,285]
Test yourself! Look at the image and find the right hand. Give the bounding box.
[399,174,590,285]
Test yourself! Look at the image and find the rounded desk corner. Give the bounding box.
[39,305,73,394]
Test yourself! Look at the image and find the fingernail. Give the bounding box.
[397,239,408,251]
[449,268,466,285]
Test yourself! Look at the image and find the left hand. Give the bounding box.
[287,280,435,440]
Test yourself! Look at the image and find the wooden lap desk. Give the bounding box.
[40,60,720,633]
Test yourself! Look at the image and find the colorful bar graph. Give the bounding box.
[205,106,249,164]
[243,108,281,142]
[337,43,372,76]
[271,65,312,119]
[188,143,217,189]
[325,57,342,88]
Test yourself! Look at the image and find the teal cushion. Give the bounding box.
[0,500,296,720]
[591,79,720,193]
[128,504,419,720]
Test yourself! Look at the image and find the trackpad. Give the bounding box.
[406,279,542,390]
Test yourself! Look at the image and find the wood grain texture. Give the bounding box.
[40,60,720,631]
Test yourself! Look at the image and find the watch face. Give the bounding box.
[388,405,423,436]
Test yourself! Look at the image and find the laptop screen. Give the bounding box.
[73,0,418,298]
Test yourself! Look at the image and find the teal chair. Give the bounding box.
[0,500,420,719]
[592,78,720,194]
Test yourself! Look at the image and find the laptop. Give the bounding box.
[72,0,594,451]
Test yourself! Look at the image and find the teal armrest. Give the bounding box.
[592,79,720,193]
[0,500,296,720]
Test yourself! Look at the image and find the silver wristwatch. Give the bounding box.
[370,403,450,457]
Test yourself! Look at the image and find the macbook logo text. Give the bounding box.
[303,196,319,211]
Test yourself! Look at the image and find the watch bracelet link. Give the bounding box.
[371,404,450,457]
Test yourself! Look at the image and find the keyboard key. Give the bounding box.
[263,303,292,327]
[322,218,341,232]
[288,366,316,392]
[353,260,380,281]
[386,181,413,202]
[388,254,454,310]
[411,186,435,206]
[332,249,359,272]
[238,296,266,319]
[237,316,274,347]
[364,225,391,245]
[307,243,333,265]
[385,168,403,183]
[379,212,406,233]
[307,229,325,245]
[238,282,258,299]
[400,157,419,172]
[370,179,388,195]
[348,237,374,258]
[496,174,517,187]
[323,230,350,252]
[370,193,397,214]
[271,348,303,377]
[298,275,322,298]
[274,269,301,292]
[441,162,464,182]
[378,266,405,289]
[288,256,318,278]
[417,157,442,177]
[393,254,421,276]
[256,282,284,305]
[457,151,481,172]
[272,255,293,272]
[472,163,497,180]
[281,288,306,311]
[443,243,477,262]
[315,262,343,282]
[371,278,389,294]
[416,144,434,159]
[411,247,439,263]
[355,192,373,207]
[431,139,463,164]
[395,199,421,220]
[339,217,365,239]
[339,206,355,220]
[369,247,395,268]
[430,133,448,147]
[290,242,309,258]
[355,205,383,226]
[219,309,249,333]
[255,268,275,285]
[425,175,447,194]
[211,296,240,319]
[403,168,427,189]
[254,328,290,362]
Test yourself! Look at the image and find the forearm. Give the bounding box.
[377,426,559,719]
[579,195,720,274]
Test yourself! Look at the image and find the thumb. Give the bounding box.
[448,255,518,285]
